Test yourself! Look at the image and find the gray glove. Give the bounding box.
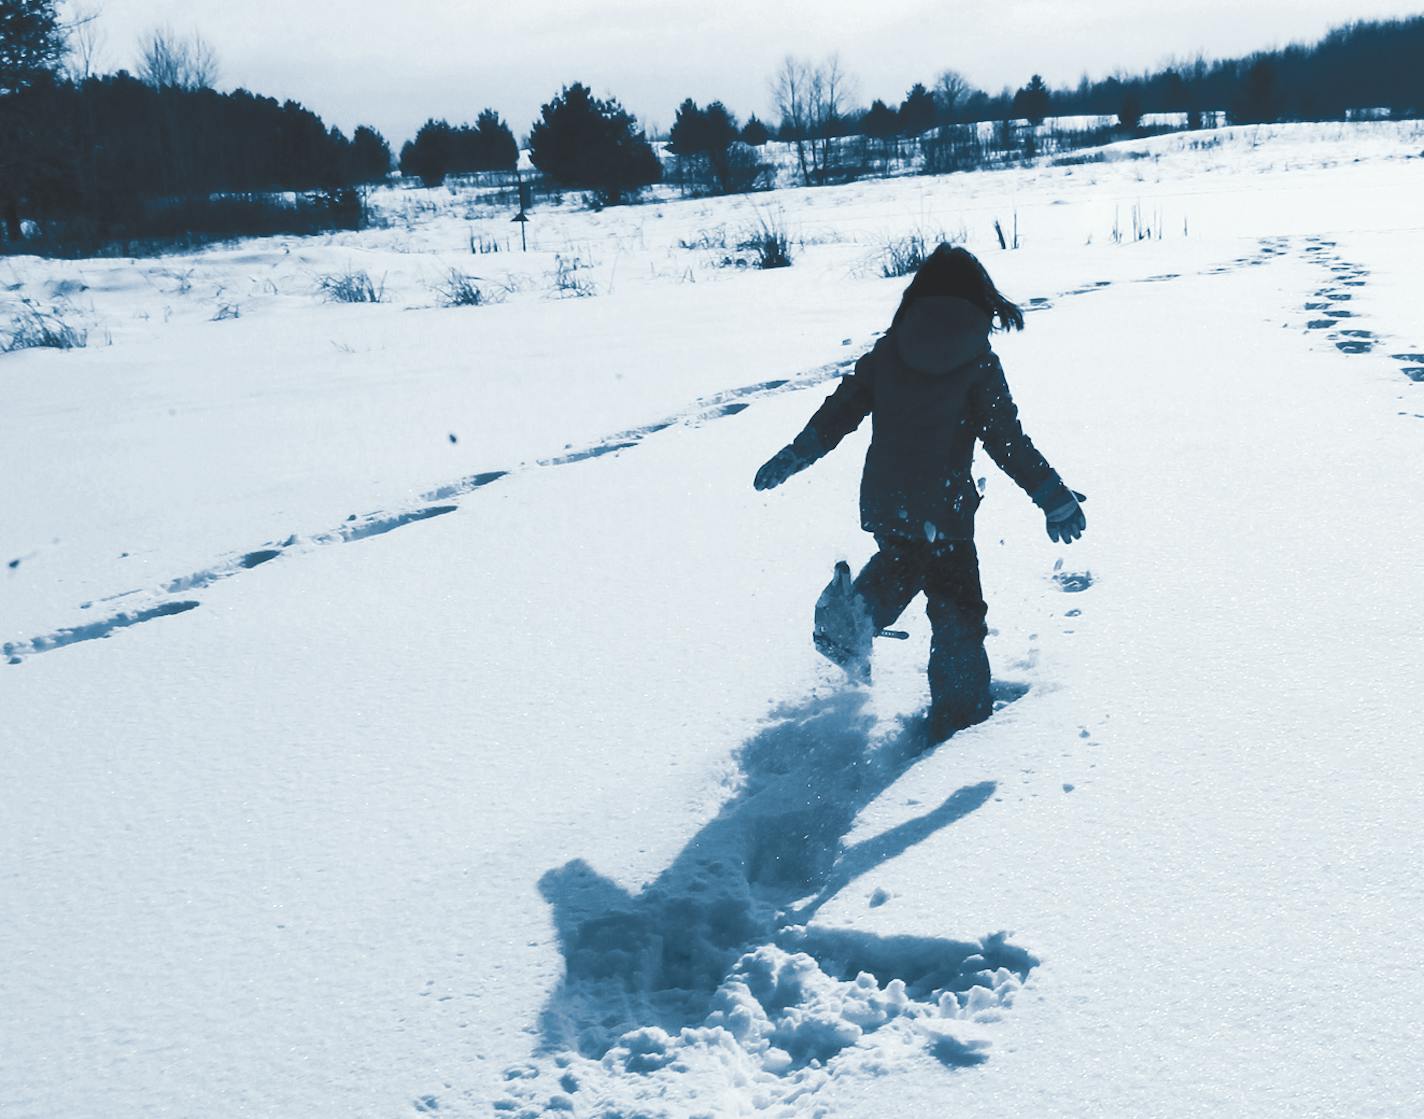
[1031,480,1087,544]
[754,444,812,491]
[1046,490,1087,544]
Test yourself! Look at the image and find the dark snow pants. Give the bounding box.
[853,535,992,736]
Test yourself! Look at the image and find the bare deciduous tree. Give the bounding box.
[64,3,106,81]
[772,53,856,185]
[137,24,218,90]
[934,69,971,122]
[811,53,854,177]
[772,55,811,183]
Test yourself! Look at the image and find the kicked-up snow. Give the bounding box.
[3,122,1424,1117]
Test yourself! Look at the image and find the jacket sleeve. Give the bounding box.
[789,346,876,460]
[968,354,1062,504]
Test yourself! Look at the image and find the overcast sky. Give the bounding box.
[76,0,1424,144]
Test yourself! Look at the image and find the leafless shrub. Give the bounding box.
[880,226,965,277]
[317,269,385,304]
[470,231,504,254]
[157,267,194,296]
[739,212,792,269]
[678,225,730,250]
[710,254,752,271]
[549,255,596,298]
[881,231,932,277]
[2,298,88,352]
[434,269,503,307]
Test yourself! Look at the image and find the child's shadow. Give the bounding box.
[537,689,1036,1062]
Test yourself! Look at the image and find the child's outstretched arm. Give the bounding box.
[754,349,875,491]
[969,355,1087,543]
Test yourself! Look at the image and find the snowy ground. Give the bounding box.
[3,123,1424,1117]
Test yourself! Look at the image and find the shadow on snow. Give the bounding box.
[536,688,1037,1069]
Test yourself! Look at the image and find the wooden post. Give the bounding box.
[512,169,530,251]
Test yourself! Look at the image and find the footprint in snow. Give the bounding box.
[1053,570,1095,593]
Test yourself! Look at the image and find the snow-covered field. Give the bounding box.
[3,122,1423,1117]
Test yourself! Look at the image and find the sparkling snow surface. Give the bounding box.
[4,123,1424,1118]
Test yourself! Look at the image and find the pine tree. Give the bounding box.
[701,101,739,152]
[350,125,392,182]
[473,108,518,171]
[1233,58,1278,124]
[861,98,899,141]
[1013,75,1051,126]
[667,98,745,193]
[528,82,661,205]
[1,0,65,239]
[898,83,936,135]
[740,114,770,146]
[1118,88,1143,132]
[400,119,456,186]
[0,0,64,95]
[667,98,706,155]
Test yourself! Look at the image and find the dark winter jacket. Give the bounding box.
[790,296,1062,540]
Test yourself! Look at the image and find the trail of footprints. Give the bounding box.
[2,259,1202,661]
[1022,236,1290,315]
[11,237,1412,662]
[2,372,838,662]
[1299,237,1424,386]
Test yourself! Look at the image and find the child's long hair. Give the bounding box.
[890,244,1025,333]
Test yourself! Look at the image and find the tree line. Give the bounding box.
[1,3,406,251]
[2,0,1422,255]
[1,73,398,243]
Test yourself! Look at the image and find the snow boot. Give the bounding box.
[925,695,993,745]
[813,560,874,683]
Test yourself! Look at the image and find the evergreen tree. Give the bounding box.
[1,0,66,238]
[1233,57,1278,124]
[701,101,739,152]
[396,110,516,185]
[667,98,706,155]
[1118,88,1143,131]
[400,118,456,185]
[898,83,936,135]
[668,99,737,157]
[1013,74,1051,125]
[740,114,769,146]
[528,82,661,205]
[701,101,753,194]
[473,108,518,170]
[861,98,899,140]
[1159,69,1188,113]
[3,72,368,250]
[350,125,392,182]
[0,0,63,94]
[666,97,746,193]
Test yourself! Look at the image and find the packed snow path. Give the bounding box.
[5,127,1424,1117]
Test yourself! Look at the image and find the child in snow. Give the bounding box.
[754,244,1085,743]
